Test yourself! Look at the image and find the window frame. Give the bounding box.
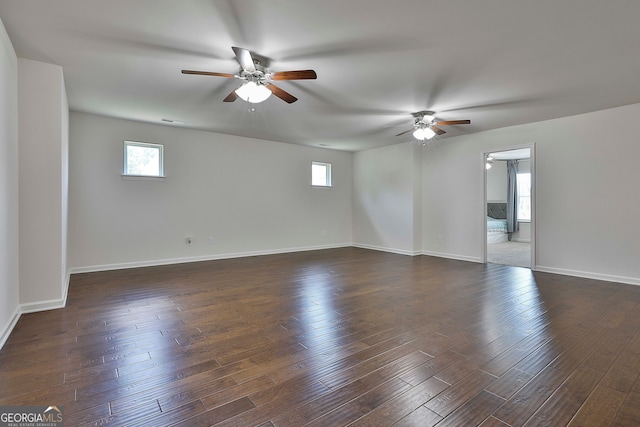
[311,161,332,187]
[123,140,165,178]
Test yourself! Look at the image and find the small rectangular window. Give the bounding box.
[312,162,332,187]
[124,141,164,177]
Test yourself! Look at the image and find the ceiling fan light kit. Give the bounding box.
[412,127,436,141]
[235,81,272,103]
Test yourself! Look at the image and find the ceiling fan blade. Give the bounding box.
[431,126,446,135]
[435,120,471,126]
[395,128,414,137]
[271,70,318,80]
[232,46,256,72]
[267,84,298,103]
[223,89,238,102]
[182,70,235,78]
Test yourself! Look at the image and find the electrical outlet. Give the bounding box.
[185,236,192,246]
[208,236,215,245]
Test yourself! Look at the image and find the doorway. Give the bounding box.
[483,146,535,268]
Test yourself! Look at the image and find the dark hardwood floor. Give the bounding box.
[1,247,640,426]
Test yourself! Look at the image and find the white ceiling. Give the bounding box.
[2,0,640,151]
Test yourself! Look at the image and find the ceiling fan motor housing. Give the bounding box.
[414,110,436,125]
[239,61,270,85]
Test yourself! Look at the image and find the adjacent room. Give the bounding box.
[485,148,532,269]
[2,1,640,425]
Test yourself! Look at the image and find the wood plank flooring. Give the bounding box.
[1,247,640,426]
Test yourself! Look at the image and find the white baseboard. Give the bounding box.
[61,269,70,306]
[70,243,353,274]
[0,305,21,350]
[20,269,71,314]
[352,243,421,256]
[422,250,482,264]
[0,272,71,351]
[535,265,640,287]
[20,297,67,314]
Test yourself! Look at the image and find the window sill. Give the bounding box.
[121,175,166,181]
[311,185,332,188]
[517,219,531,223]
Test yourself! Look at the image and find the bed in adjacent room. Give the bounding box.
[487,202,509,244]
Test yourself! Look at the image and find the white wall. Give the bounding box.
[412,142,423,254]
[422,103,640,285]
[68,113,352,271]
[512,222,531,243]
[61,83,69,297]
[18,58,69,310]
[422,137,482,262]
[486,161,507,202]
[352,141,421,255]
[0,18,20,348]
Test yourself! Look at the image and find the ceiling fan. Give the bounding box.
[182,46,317,104]
[396,110,471,140]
